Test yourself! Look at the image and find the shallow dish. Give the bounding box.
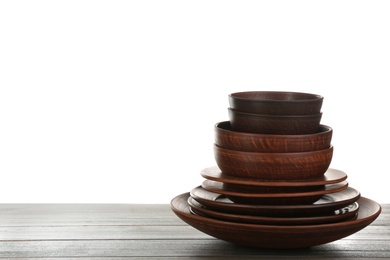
[190,186,361,217]
[215,121,332,153]
[228,91,323,115]
[200,166,347,187]
[201,180,348,205]
[171,192,381,249]
[188,196,359,225]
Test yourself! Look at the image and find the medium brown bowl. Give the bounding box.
[215,121,332,153]
[213,144,333,180]
[228,108,322,134]
[228,91,323,115]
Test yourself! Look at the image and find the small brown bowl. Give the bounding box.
[228,108,322,134]
[215,121,332,153]
[213,144,333,180]
[228,91,323,115]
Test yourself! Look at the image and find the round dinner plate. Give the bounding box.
[171,192,381,249]
[190,186,361,217]
[188,196,359,225]
[200,166,348,187]
[202,180,348,199]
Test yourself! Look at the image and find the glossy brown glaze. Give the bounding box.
[214,144,333,180]
[228,108,322,134]
[228,91,323,115]
[215,121,332,153]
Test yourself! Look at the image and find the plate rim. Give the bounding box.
[190,186,361,216]
[201,166,348,187]
[201,180,349,198]
[187,196,359,225]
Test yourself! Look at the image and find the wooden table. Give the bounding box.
[0,203,388,259]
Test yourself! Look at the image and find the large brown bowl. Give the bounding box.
[228,91,323,115]
[228,108,322,134]
[213,144,333,180]
[215,121,332,153]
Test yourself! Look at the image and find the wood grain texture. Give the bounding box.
[0,203,388,258]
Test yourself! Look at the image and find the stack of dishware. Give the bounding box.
[171,91,381,249]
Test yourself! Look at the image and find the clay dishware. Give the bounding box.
[214,144,333,180]
[228,91,323,115]
[228,108,322,134]
[190,186,361,217]
[200,166,348,187]
[171,193,381,249]
[188,197,359,226]
[215,121,332,153]
[201,180,348,205]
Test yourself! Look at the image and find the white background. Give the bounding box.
[0,1,389,204]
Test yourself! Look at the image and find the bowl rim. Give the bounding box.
[228,108,323,118]
[214,143,333,156]
[229,91,324,103]
[215,121,332,137]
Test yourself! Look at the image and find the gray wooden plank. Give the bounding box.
[0,204,172,214]
[0,204,184,226]
[0,225,210,240]
[0,217,184,227]
[2,258,388,260]
[0,224,388,241]
[0,239,389,258]
[0,255,387,260]
[0,258,384,260]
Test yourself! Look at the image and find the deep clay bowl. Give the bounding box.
[213,144,333,180]
[215,121,332,153]
[228,91,323,115]
[228,108,322,134]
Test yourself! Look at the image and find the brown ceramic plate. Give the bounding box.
[200,166,347,187]
[201,180,348,199]
[188,196,359,225]
[171,192,381,249]
[190,186,361,217]
[201,179,348,206]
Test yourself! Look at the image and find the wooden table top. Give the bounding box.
[0,203,388,259]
